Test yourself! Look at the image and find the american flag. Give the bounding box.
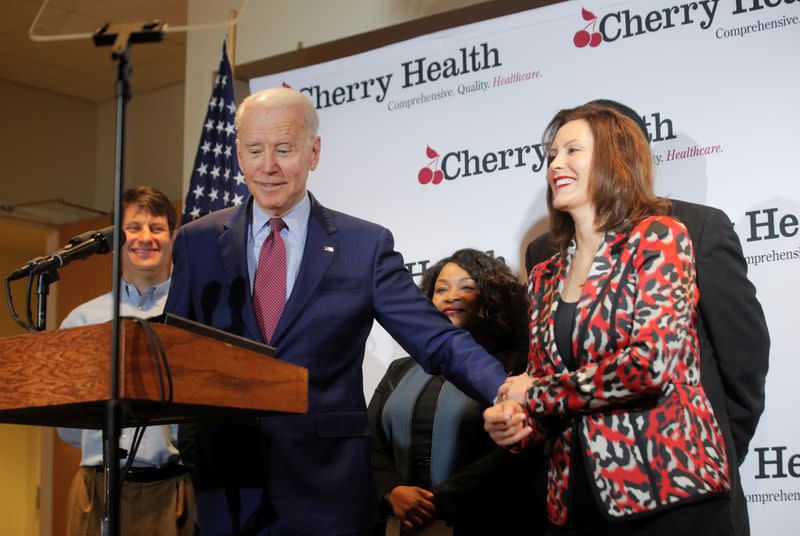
[182,39,248,223]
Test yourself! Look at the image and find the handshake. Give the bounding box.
[483,374,547,451]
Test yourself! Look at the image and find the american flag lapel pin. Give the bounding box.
[324,245,335,253]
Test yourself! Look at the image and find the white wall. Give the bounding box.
[0,79,97,209]
[94,82,185,210]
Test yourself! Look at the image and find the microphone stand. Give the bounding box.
[92,21,163,536]
[35,268,58,331]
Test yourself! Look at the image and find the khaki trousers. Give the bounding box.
[66,467,196,536]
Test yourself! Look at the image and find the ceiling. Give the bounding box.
[0,0,187,102]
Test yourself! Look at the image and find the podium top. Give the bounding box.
[0,318,307,428]
[164,313,276,358]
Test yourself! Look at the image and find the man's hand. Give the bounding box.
[497,373,535,405]
[483,400,532,447]
[386,485,436,530]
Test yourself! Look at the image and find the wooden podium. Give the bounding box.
[0,319,308,428]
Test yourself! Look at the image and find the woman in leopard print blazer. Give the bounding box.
[485,103,732,535]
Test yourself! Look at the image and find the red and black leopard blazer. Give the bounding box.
[522,215,730,524]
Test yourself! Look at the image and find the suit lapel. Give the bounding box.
[270,193,337,346]
[541,231,626,371]
[541,249,566,372]
[219,198,263,343]
[572,229,628,365]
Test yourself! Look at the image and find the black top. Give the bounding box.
[410,375,445,489]
[554,298,606,529]
[554,299,578,371]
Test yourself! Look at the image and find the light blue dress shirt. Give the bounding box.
[247,192,310,302]
[56,278,180,468]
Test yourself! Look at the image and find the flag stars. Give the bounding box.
[183,42,243,224]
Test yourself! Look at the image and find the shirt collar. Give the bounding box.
[123,276,171,304]
[251,191,311,241]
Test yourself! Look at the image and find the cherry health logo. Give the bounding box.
[574,8,602,48]
[418,146,444,185]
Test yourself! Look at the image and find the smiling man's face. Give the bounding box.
[236,103,320,218]
[121,205,174,282]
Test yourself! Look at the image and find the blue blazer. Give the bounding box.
[166,193,506,535]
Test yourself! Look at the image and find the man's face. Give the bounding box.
[121,205,174,280]
[236,104,321,217]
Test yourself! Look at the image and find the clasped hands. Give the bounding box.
[483,373,536,448]
[386,485,435,531]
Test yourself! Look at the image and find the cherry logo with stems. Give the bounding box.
[418,146,444,185]
[574,8,602,48]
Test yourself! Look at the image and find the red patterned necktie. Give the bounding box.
[253,218,286,343]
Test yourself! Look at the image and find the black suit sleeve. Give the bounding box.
[525,234,556,274]
[694,207,769,463]
[433,447,512,523]
[433,445,546,530]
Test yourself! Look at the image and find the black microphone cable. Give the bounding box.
[25,272,36,330]
[4,274,35,332]
[3,270,42,333]
[119,318,173,488]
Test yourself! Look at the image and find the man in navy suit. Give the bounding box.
[166,88,507,535]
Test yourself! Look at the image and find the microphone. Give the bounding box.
[6,225,124,281]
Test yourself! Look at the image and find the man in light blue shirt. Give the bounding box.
[57,186,195,536]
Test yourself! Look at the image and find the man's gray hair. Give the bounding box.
[235,88,319,142]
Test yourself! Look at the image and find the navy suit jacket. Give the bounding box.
[166,193,506,534]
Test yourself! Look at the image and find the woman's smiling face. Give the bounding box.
[431,262,478,329]
[547,118,595,215]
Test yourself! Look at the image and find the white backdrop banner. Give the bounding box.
[249,0,800,532]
